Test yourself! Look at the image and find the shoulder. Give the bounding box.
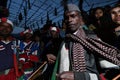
[84,30,98,39]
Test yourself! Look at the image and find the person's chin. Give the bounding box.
[68,29,76,33]
[116,21,120,25]
[68,25,75,29]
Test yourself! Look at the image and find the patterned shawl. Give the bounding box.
[66,28,120,72]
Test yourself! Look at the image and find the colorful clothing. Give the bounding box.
[18,40,40,80]
[0,37,20,80]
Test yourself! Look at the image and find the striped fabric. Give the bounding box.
[72,42,86,72]
[66,28,120,72]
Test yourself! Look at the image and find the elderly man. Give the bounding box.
[51,4,120,80]
[0,17,19,80]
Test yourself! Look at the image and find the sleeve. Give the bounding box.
[99,59,119,69]
[74,72,99,80]
[19,53,28,63]
[74,72,90,80]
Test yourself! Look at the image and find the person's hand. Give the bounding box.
[18,62,23,70]
[56,71,74,80]
[46,54,56,64]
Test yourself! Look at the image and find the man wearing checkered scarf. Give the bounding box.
[51,4,120,80]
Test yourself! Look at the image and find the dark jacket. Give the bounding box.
[51,30,101,80]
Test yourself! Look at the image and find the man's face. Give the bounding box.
[111,7,120,25]
[24,33,33,39]
[50,30,58,38]
[65,11,82,33]
[0,22,13,36]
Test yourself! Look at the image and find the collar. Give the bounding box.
[73,27,82,35]
[0,36,15,41]
[24,40,32,43]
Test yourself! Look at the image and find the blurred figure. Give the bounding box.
[111,4,120,38]
[18,29,40,79]
[33,30,44,56]
[90,6,116,47]
[42,26,63,80]
[100,4,120,80]
[0,17,20,80]
[89,7,105,29]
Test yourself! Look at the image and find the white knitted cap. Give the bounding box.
[23,29,33,34]
[50,27,57,32]
[66,4,80,12]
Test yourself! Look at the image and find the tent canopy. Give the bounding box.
[0,0,119,30]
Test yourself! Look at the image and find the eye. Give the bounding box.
[111,11,116,15]
[70,14,76,18]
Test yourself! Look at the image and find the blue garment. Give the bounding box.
[0,41,14,71]
[19,41,40,55]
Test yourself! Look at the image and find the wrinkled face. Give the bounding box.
[111,7,120,25]
[0,22,13,36]
[65,11,82,33]
[95,9,104,19]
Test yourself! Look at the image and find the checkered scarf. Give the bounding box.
[66,29,120,72]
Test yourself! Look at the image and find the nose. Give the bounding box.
[68,17,72,23]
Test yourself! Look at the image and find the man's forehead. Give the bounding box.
[111,7,120,13]
[65,11,79,15]
[0,22,13,29]
[111,5,120,11]
[0,22,12,27]
[111,7,120,10]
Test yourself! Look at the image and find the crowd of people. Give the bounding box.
[0,2,120,80]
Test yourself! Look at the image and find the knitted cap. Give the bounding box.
[50,27,57,31]
[50,26,60,33]
[65,4,80,12]
[23,29,33,34]
[20,29,33,36]
[0,17,13,27]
